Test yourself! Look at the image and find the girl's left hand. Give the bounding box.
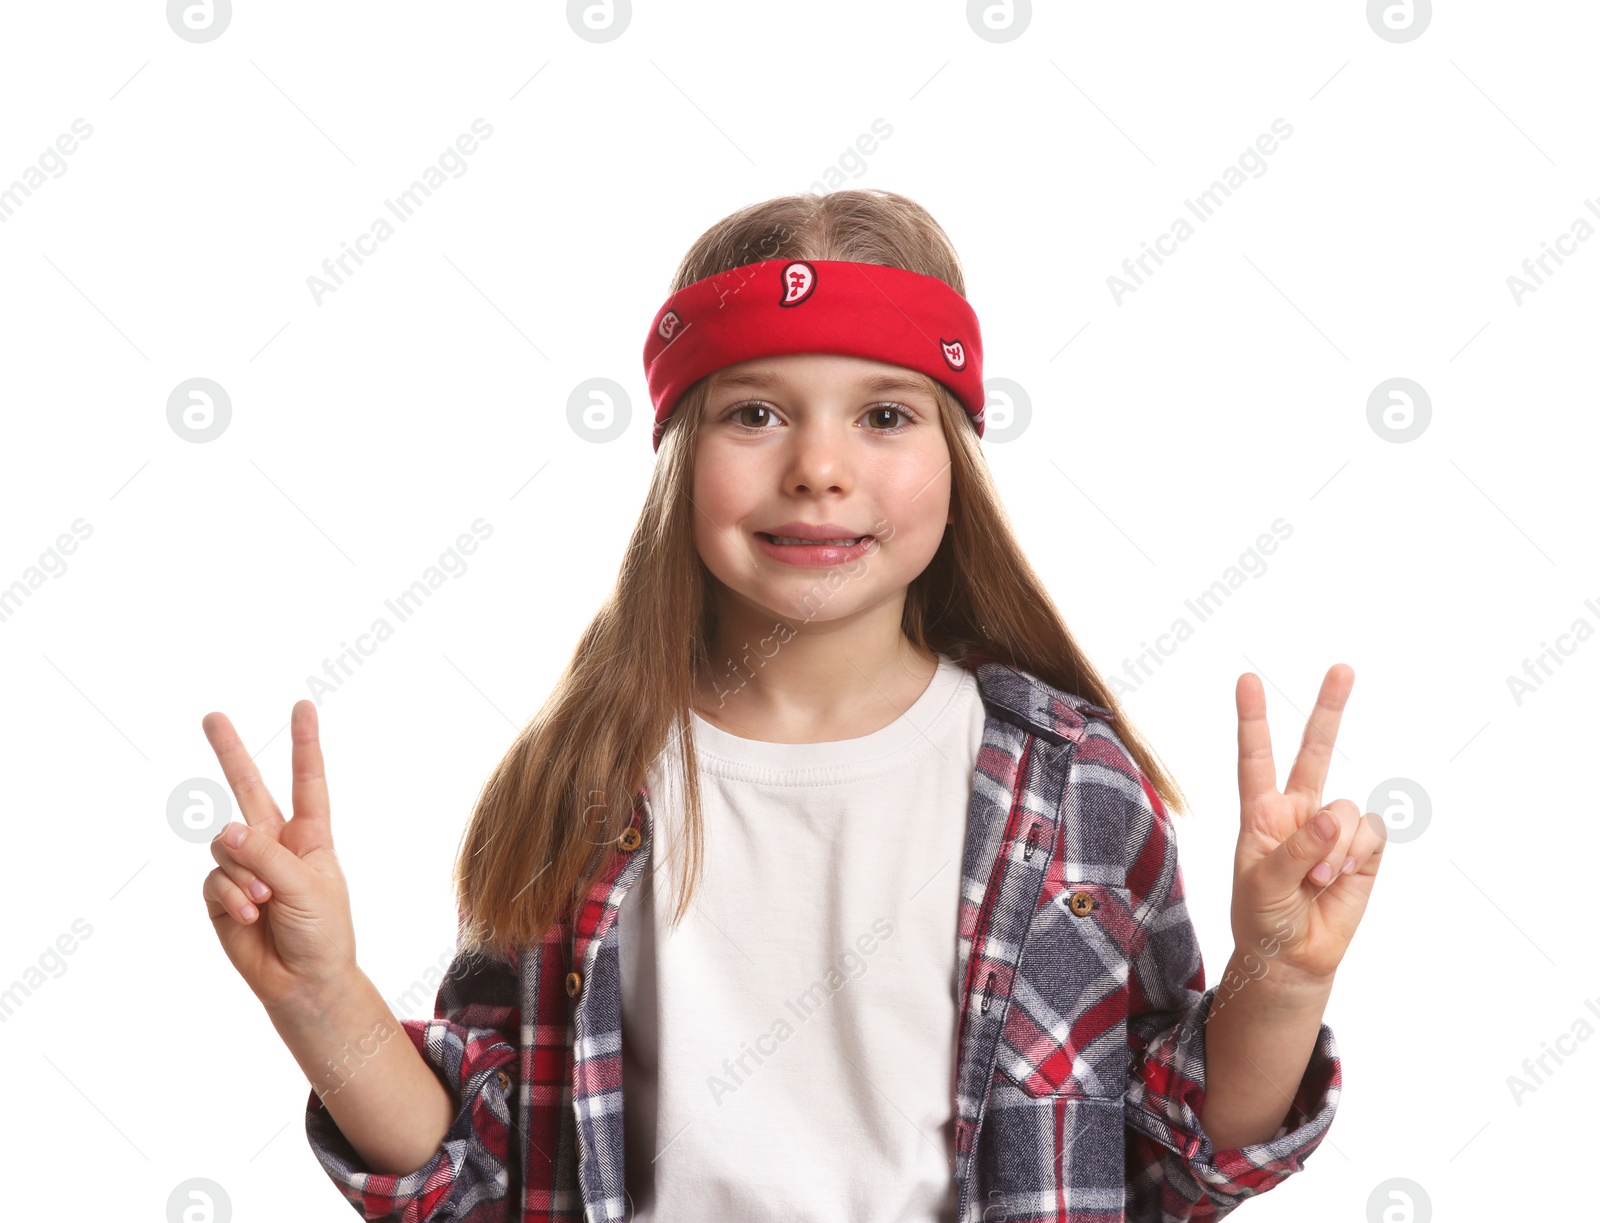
[1228,663,1387,995]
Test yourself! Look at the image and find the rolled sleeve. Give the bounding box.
[303,948,522,1223]
[1113,748,1342,1220]
[1126,987,1341,1218]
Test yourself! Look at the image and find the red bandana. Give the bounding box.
[641,258,985,451]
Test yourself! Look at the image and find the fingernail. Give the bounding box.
[1310,861,1334,885]
[1340,855,1356,875]
[224,823,246,848]
[249,880,270,901]
[240,902,258,920]
[1313,811,1337,840]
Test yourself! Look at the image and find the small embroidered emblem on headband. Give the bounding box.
[940,338,967,370]
[657,310,684,341]
[780,261,817,307]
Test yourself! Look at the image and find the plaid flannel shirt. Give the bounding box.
[305,656,1341,1221]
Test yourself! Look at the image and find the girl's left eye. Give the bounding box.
[723,401,917,433]
[861,403,915,432]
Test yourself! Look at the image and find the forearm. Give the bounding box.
[1196,947,1332,1151]
[267,970,455,1177]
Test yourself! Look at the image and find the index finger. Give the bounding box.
[1282,664,1355,803]
[200,710,287,835]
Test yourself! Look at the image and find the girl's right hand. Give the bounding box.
[200,699,360,1016]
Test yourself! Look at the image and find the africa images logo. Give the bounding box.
[780,260,817,306]
[940,338,967,371]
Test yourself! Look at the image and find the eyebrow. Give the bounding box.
[710,368,936,398]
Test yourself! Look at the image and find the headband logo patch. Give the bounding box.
[940,338,967,371]
[780,261,817,307]
[657,310,684,341]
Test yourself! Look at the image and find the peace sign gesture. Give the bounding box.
[1227,664,1387,994]
[199,700,361,1015]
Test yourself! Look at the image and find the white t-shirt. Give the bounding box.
[617,653,986,1222]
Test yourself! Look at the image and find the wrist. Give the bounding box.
[265,969,399,1103]
[265,966,374,1032]
[1217,946,1333,1013]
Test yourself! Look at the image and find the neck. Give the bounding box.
[695,601,939,744]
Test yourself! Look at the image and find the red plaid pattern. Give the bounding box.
[305,657,1340,1220]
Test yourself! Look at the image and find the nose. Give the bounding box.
[780,416,858,496]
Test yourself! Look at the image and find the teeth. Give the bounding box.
[767,535,864,546]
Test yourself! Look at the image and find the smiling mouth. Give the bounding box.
[758,533,872,546]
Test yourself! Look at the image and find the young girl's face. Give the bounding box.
[691,351,954,627]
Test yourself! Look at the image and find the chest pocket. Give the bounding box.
[996,880,1135,1099]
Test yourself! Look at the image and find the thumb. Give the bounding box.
[218,820,314,903]
[1264,804,1349,893]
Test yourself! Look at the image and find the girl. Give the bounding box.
[202,189,1385,1222]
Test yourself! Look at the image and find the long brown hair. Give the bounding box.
[451,188,1189,960]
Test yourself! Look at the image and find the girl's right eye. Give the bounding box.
[724,400,779,431]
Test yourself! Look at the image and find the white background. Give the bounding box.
[0,1,1590,1219]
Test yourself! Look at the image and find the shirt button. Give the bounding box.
[566,970,582,997]
[1068,890,1096,916]
[495,1068,511,1093]
[617,827,641,852]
